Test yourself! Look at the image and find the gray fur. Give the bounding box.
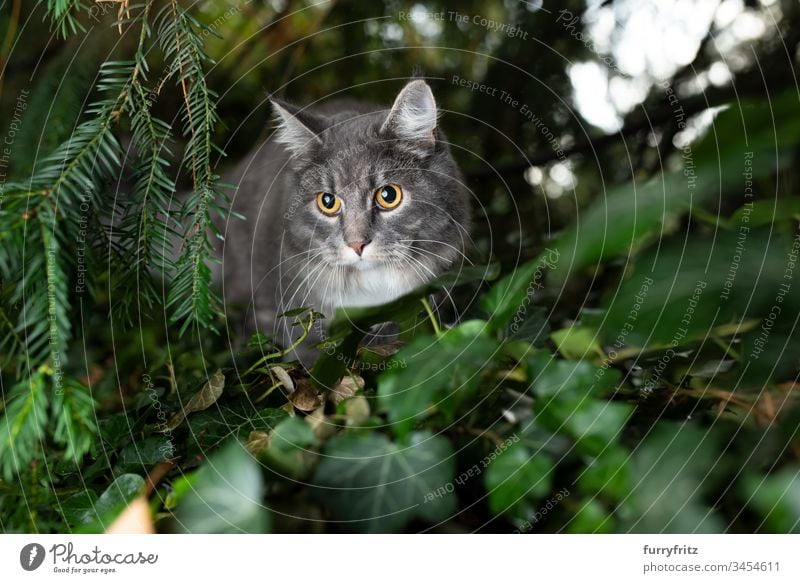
[215,80,471,359]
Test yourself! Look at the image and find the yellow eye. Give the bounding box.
[374,183,403,210]
[316,192,341,215]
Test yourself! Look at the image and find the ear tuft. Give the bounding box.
[380,80,438,148]
[270,98,322,155]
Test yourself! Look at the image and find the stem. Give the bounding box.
[421,297,441,336]
[711,335,741,360]
[254,380,284,404]
[243,311,316,376]
[464,427,504,447]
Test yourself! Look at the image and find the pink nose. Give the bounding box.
[348,240,370,256]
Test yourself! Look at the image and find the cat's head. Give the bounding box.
[270,80,471,306]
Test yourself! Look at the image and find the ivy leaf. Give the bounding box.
[618,423,724,533]
[578,447,632,502]
[119,436,174,469]
[528,352,620,400]
[59,491,98,526]
[566,499,615,534]
[483,249,559,328]
[551,326,604,360]
[73,473,146,532]
[312,431,456,533]
[484,442,553,518]
[740,467,800,533]
[259,416,317,478]
[507,305,550,345]
[378,320,499,440]
[535,399,633,456]
[187,404,287,451]
[173,440,270,533]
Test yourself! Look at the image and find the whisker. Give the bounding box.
[399,239,473,265]
[394,248,458,318]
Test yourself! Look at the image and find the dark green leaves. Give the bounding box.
[740,467,800,533]
[528,352,620,400]
[173,441,270,533]
[618,424,723,533]
[483,248,560,328]
[378,320,500,440]
[94,474,146,525]
[69,474,146,532]
[157,3,229,335]
[484,442,553,518]
[578,448,632,502]
[0,373,49,480]
[187,404,287,451]
[119,436,174,469]
[257,416,317,478]
[312,431,456,533]
[592,230,797,349]
[52,378,98,464]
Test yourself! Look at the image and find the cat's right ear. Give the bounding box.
[380,80,438,155]
[270,98,323,155]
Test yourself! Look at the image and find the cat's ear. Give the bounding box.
[270,98,324,155]
[380,80,438,152]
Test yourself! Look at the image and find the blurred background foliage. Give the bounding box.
[1,0,800,533]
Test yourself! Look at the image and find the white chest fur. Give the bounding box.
[317,263,421,312]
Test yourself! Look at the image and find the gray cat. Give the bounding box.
[216,80,471,361]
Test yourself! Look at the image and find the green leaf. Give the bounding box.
[729,198,800,228]
[507,305,550,345]
[174,441,270,533]
[312,431,456,533]
[59,491,98,526]
[566,499,615,534]
[551,326,604,360]
[589,230,798,353]
[535,399,632,456]
[85,474,146,529]
[740,467,800,533]
[378,320,500,440]
[483,248,560,328]
[187,404,287,451]
[119,436,174,468]
[618,423,723,533]
[259,416,317,478]
[547,93,800,286]
[484,442,553,518]
[528,352,620,400]
[739,317,800,386]
[578,447,632,501]
[527,347,629,458]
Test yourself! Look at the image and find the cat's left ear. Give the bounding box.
[380,80,438,153]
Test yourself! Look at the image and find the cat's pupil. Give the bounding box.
[380,186,397,203]
[321,193,335,208]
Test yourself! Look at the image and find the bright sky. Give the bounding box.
[402,0,780,196]
[573,0,778,132]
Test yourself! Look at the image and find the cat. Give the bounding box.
[215,79,471,364]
